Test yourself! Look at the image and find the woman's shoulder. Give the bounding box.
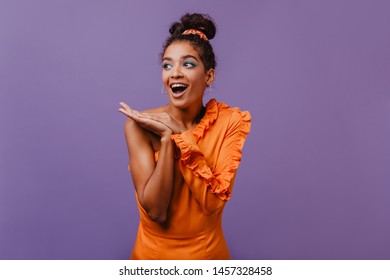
[124,105,168,150]
[212,100,251,140]
[212,99,251,124]
[192,99,251,141]
[212,100,251,138]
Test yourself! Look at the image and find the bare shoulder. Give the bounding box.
[124,117,149,145]
[123,104,168,150]
[124,117,142,133]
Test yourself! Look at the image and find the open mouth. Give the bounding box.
[170,83,188,96]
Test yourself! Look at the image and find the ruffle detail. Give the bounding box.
[172,132,230,199]
[192,98,219,142]
[209,109,251,200]
[170,132,204,169]
[218,109,251,197]
[171,104,251,201]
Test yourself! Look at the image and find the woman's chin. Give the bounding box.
[168,90,203,109]
[169,97,190,109]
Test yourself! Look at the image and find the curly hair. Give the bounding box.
[161,13,217,71]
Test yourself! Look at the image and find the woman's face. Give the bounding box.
[162,41,214,109]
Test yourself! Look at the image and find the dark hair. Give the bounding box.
[161,13,217,71]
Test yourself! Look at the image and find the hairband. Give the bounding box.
[182,29,208,41]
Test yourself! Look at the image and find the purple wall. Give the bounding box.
[1,0,389,259]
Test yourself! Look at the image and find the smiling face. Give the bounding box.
[162,41,214,109]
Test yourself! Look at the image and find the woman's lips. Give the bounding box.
[171,87,188,98]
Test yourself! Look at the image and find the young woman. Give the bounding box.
[118,13,251,260]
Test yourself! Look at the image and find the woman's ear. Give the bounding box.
[205,68,215,86]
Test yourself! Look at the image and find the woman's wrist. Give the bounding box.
[160,133,173,143]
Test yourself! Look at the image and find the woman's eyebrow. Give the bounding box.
[162,55,198,62]
[182,55,198,61]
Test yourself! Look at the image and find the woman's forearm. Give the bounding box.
[139,135,174,223]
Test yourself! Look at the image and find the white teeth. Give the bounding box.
[171,83,188,88]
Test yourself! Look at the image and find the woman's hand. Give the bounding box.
[118,102,172,138]
[139,112,187,134]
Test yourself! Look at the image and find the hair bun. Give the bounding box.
[164,13,217,70]
[169,13,216,40]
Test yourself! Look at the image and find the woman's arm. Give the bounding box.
[120,103,175,224]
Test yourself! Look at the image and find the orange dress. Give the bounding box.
[129,99,251,260]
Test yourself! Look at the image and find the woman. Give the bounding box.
[118,13,251,260]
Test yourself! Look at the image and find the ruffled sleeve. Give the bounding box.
[171,99,251,215]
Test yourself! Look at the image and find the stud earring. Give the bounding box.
[161,86,167,95]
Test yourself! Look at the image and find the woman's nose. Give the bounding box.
[170,66,184,78]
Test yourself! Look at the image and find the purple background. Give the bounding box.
[1,0,389,260]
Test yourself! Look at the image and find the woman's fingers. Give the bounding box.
[118,102,172,136]
[118,103,180,134]
[143,113,170,122]
[119,102,136,114]
[134,116,172,136]
[118,102,143,119]
[140,112,184,134]
[119,102,168,121]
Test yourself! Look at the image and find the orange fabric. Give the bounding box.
[130,99,251,259]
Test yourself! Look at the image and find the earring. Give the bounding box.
[207,84,213,94]
[161,85,167,95]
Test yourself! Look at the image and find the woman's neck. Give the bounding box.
[167,102,205,131]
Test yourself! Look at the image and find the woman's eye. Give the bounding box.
[162,63,172,69]
[183,61,196,68]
